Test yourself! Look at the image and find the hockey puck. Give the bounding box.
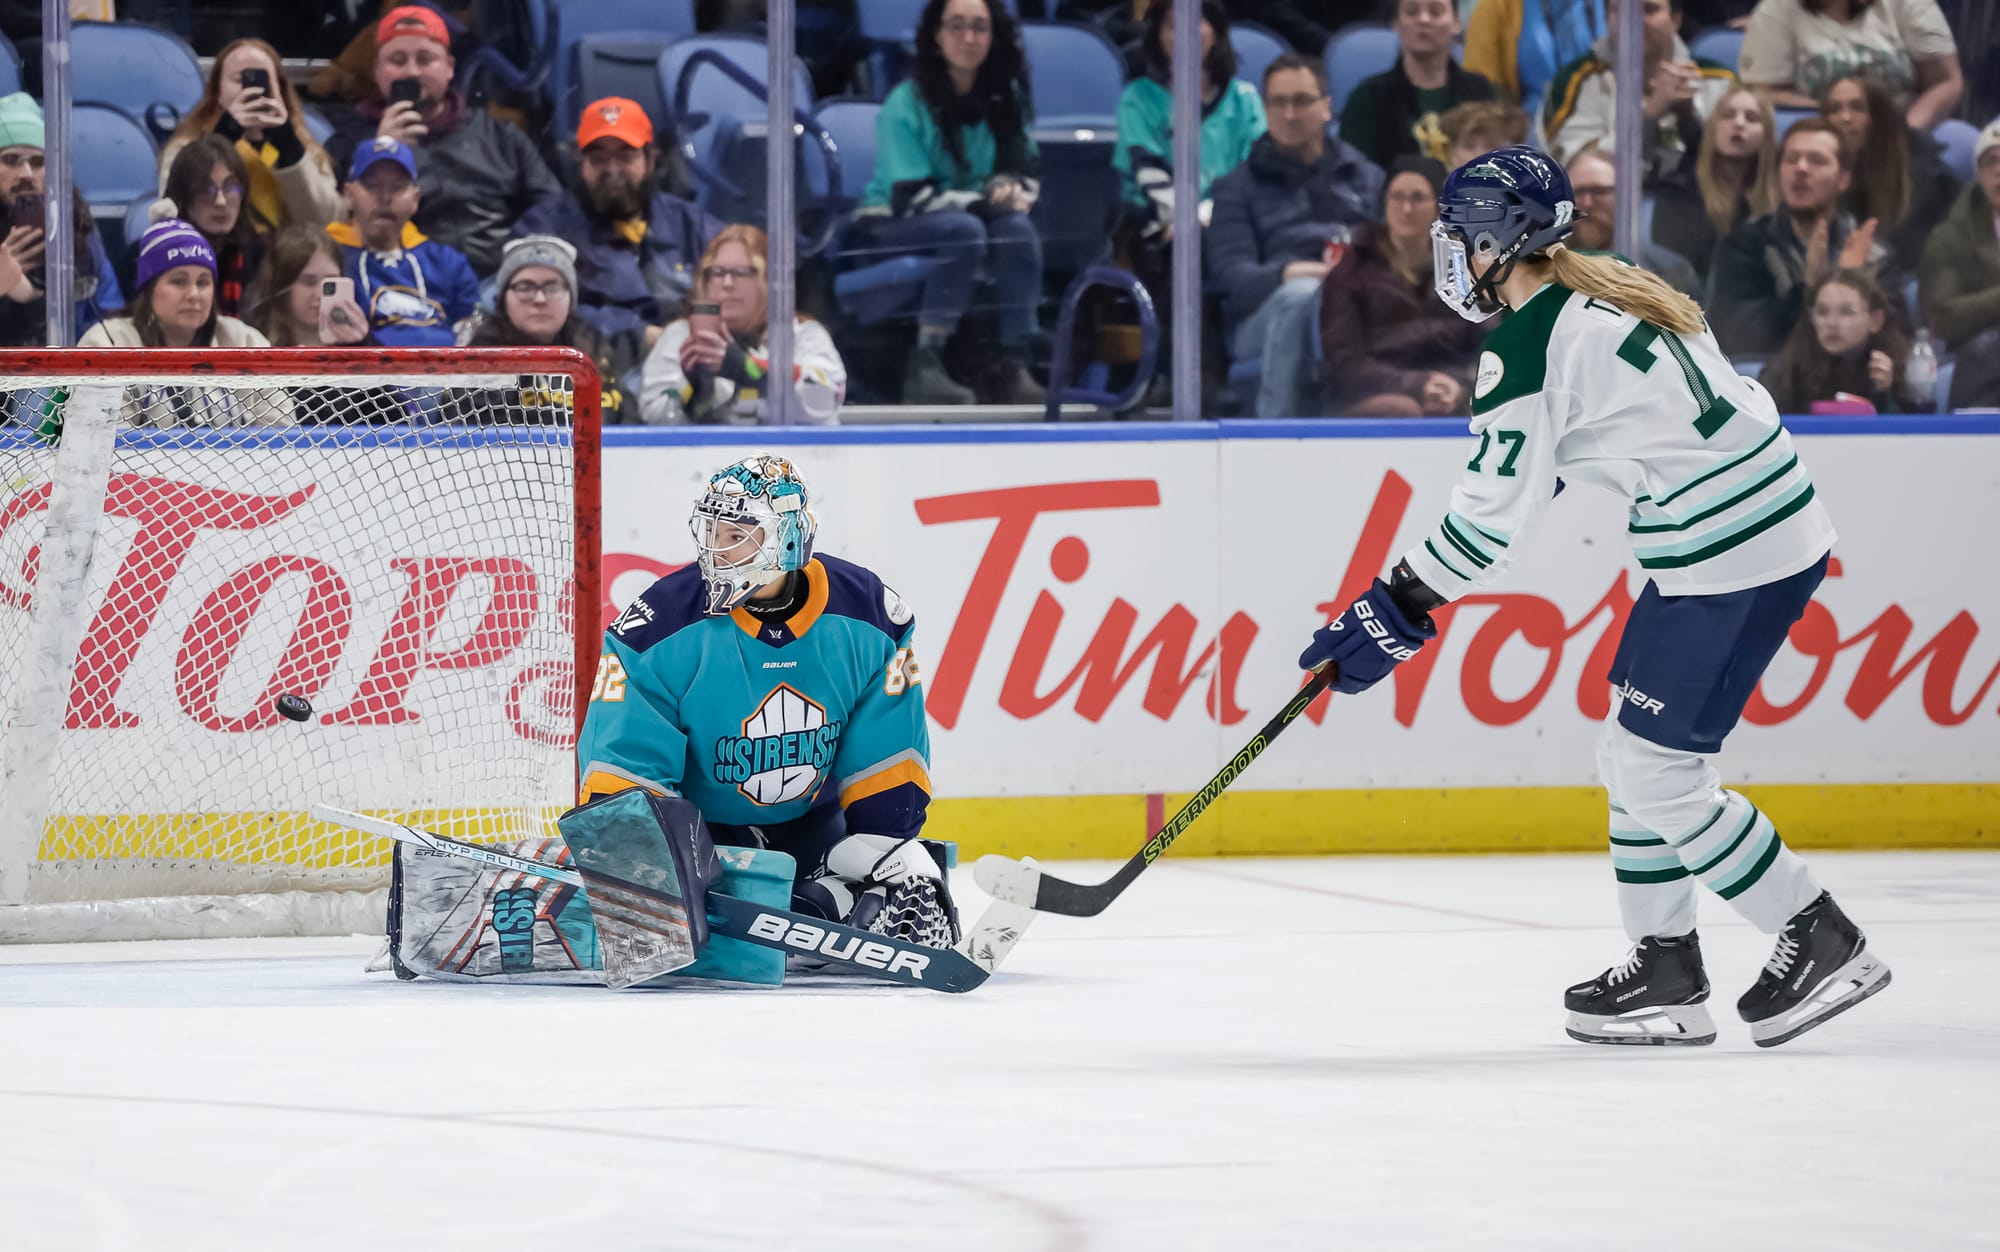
[275,693,314,723]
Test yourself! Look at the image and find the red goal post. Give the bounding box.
[0,348,602,942]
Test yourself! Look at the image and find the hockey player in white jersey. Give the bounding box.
[1299,146,1890,1048]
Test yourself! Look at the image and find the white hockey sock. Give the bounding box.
[1670,790,1821,933]
[1609,802,1696,940]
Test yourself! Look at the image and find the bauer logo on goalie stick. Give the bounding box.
[745,912,933,976]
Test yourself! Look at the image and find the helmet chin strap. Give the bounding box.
[1471,235,1532,315]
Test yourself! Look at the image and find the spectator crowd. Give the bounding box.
[2,0,1996,421]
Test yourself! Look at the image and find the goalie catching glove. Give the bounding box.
[798,833,961,951]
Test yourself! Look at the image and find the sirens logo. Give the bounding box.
[712,684,842,805]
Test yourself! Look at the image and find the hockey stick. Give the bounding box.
[312,805,1029,993]
[972,665,1337,916]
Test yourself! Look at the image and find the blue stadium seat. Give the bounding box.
[549,0,697,140]
[658,36,814,221]
[1324,24,1398,118]
[1933,118,1979,183]
[73,104,160,231]
[1732,356,1767,382]
[0,32,20,97]
[813,97,939,327]
[1687,27,1744,74]
[1771,106,1816,139]
[300,104,334,147]
[854,0,928,98]
[570,33,678,141]
[659,33,814,136]
[70,22,204,140]
[1018,22,1124,132]
[1228,22,1290,93]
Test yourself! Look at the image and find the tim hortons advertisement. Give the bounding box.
[603,433,2000,796]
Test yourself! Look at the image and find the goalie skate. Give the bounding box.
[1563,932,1717,1046]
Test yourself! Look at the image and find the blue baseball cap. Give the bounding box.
[349,136,418,182]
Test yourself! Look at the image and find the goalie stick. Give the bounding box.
[312,805,1031,993]
[973,665,1337,916]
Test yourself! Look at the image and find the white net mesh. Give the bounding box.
[0,350,598,940]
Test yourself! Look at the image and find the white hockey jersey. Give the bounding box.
[1403,282,1836,600]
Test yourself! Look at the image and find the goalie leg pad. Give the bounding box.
[387,839,605,984]
[557,789,724,989]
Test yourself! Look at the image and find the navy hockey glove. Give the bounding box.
[1299,578,1437,695]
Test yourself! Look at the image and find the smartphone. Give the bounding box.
[388,77,423,108]
[318,276,357,342]
[9,191,43,231]
[689,302,722,341]
[239,66,272,98]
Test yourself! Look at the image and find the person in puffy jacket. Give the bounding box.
[1207,53,1384,417]
[323,5,560,277]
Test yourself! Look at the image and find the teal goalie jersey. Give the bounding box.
[577,555,931,840]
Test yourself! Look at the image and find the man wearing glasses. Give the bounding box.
[1208,54,1385,417]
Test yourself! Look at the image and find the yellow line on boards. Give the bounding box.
[928,784,1997,860]
[30,787,1992,869]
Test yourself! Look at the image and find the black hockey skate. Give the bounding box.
[1737,892,1890,1048]
[1564,932,1716,1046]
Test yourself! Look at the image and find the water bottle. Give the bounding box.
[1906,329,1937,411]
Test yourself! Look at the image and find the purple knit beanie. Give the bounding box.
[133,200,217,290]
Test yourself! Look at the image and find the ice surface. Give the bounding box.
[2,851,1995,1251]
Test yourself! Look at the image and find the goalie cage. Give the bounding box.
[0,348,602,943]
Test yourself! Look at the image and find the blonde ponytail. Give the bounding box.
[1543,245,1705,336]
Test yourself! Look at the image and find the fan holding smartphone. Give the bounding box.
[164,39,340,232]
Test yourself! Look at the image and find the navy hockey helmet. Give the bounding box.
[1430,145,1577,323]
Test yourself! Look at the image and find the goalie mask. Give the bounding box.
[690,454,817,615]
[1433,145,1577,323]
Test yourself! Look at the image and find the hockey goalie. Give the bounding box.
[387,454,963,988]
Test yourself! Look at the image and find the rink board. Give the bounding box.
[605,418,2000,856]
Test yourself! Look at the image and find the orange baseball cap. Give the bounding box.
[377,5,450,49]
[578,96,654,151]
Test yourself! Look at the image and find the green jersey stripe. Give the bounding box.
[1628,454,1800,534]
[1439,517,1493,568]
[1423,538,1473,583]
[1454,511,1511,548]
[1689,808,1759,877]
[1638,483,1816,569]
[1608,831,1668,847]
[1616,864,1691,884]
[1652,425,1782,508]
[1716,830,1785,900]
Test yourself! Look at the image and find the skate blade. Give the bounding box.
[1565,1002,1717,1047]
[1750,950,1892,1048]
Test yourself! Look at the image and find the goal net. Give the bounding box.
[0,348,601,943]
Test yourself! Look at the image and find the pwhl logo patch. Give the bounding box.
[712,683,840,805]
